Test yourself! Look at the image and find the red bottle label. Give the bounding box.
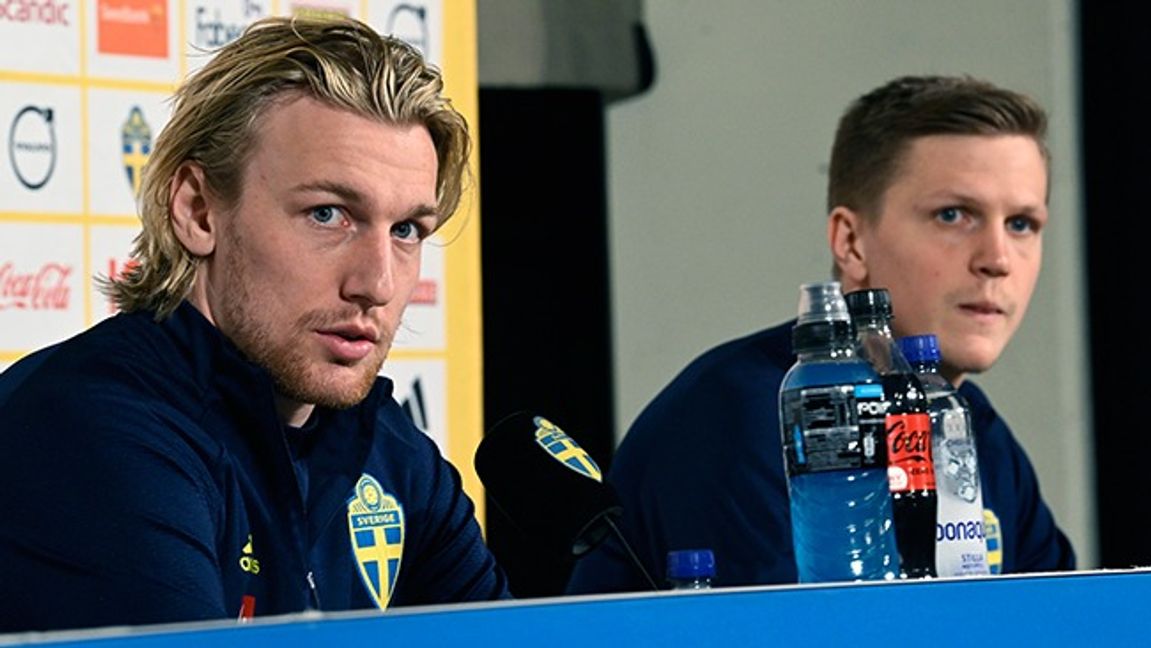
[886,413,936,492]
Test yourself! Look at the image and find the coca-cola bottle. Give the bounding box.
[844,288,938,579]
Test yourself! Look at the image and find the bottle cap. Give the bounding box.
[898,334,941,364]
[795,281,850,325]
[844,288,893,320]
[667,548,716,580]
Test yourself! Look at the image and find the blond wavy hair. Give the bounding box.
[103,16,470,318]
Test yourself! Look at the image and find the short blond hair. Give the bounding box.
[104,16,470,318]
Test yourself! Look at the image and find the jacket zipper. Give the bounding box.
[306,570,322,610]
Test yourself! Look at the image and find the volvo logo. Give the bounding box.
[8,106,57,190]
[386,4,428,57]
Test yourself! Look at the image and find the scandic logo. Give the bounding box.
[97,0,167,59]
[0,0,71,25]
[0,261,72,311]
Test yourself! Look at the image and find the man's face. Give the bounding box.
[838,134,1048,383]
[189,95,439,423]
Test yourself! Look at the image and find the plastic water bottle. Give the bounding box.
[666,549,716,590]
[779,281,900,583]
[844,289,938,579]
[898,334,991,577]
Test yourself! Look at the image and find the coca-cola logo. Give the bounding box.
[0,261,72,310]
[888,421,930,455]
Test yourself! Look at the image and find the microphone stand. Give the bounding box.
[603,516,660,591]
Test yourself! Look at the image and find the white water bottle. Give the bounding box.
[898,334,990,577]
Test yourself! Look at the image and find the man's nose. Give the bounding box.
[342,231,396,308]
[972,221,1011,278]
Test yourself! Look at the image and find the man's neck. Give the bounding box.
[276,395,315,428]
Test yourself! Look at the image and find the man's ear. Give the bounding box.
[169,161,218,257]
[828,206,869,285]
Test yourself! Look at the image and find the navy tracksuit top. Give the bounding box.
[0,302,508,632]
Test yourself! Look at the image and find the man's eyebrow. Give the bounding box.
[291,181,366,204]
[923,190,1044,212]
[405,204,441,220]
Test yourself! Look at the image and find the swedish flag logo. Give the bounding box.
[121,106,152,198]
[983,508,1003,575]
[347,474,404,609]
[533,416,603,482]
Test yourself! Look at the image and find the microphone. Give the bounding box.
[475,411,659,590]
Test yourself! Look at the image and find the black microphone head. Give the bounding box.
[475,411,621,556]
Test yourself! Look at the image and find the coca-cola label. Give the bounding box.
[0,261,72,311]
[886,413,936,492]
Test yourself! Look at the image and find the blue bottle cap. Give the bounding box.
[667,548,716,579]
[898,334,941,364]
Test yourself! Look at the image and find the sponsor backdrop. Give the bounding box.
[0,0,487,520]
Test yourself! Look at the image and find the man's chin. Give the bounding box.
[273,362,381,410]
[940,341,1003,378]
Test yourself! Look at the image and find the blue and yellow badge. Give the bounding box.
[983,508,1003,575]
[533,416,602,482]
[121,106,152,198]
[347,474,404,609]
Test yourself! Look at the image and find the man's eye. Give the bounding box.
[310,206,343,226]
[1007,215,1039,234]
[393,221,422,242]
[935,207,963,224]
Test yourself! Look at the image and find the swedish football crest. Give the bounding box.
[347,474,404,609]
[983,508,1003,575]
[121,106,152,198]
[533,416,603,482]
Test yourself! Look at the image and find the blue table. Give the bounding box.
[3,569,1146,646]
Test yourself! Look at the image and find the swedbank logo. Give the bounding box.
[97,0,167,58]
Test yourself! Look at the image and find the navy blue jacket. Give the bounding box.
[567,321,1075,592]
[0,303,508,632]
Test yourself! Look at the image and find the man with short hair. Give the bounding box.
[0,16,508,633]
[567,75,1075,593]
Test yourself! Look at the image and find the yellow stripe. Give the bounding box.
[178,0,188,81]
[81,57,92,326]
[0,214,89,225]
[439,0,485,532]
[388,349,449,361]
[0,72,83,85]
[89,216,143,227]
[0,73,175,94]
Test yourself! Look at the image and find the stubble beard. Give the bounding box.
[218,230,389,410]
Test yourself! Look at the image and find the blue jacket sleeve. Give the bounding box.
[0,373,229,631]
[961,381,1076,573]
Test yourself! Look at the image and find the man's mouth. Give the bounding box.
[959,301,1006,317]
[315,324,381,362]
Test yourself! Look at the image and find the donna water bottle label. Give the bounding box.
[781,384,864,474]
